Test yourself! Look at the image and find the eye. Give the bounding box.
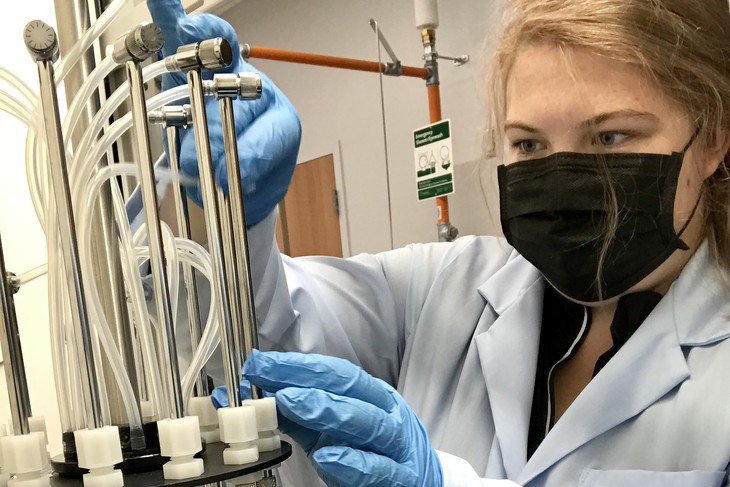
[513,139,545,154]
[597,131,629,147]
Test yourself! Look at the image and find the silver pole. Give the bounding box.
[216,76,262,399]
[54,0,140,430]
[188,68,240,408]
[0,235,32,435]
[24,20,104,429]
[164,117,208,397]
[113,24,185,419]
[166,38,240,407]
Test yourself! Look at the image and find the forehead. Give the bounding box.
[505,43,679,127]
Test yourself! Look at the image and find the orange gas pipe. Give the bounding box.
[428,84,450,225]
[244,45,428,79]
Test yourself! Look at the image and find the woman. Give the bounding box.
[148,0,730,485]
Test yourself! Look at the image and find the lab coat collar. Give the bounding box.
[477,248,542,313]
[516,242,726,485]
[671,242,730,347]
[475,242,728,484]
[475,251,544,479]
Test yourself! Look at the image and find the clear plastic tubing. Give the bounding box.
[25,128,48,229]
[62,56,117,141]
[74,85,188,208]
[72,60,172,177]
[47,222,73,432]
[80,163,165,423]
[0,67,37,106]
[164,238,218,405]
[15,263,48,287]
[54,0,131,83]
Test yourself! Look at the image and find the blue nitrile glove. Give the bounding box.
[243,349,444,487]
[146,0,302,226]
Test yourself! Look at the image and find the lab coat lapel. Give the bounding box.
[516,275,693,485]
[475,254,544,480]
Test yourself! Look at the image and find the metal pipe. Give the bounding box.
[189,68,240,408]
[168,38,240,408]
[217,187,245,399]
[24,19,104,429]
[164,117,208,397]
[219,91,262,400]
[420,28,458,243]
[114,23,185,419]
[242,44,428,79]
[54,0,140,429]
[0,235,32,435]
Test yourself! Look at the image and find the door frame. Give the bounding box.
[295,139,352,258]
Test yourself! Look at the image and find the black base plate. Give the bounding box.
[49,441,292,487]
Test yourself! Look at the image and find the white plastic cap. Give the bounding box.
[1,433,48,475]
[218,406,258,444]
[242,398,278,432]
[219,406,259,465]
[74,427,123,470]
[7,473,49,487]
[415,0,439,30]
[140,401,155,422]
[188,397,218,428]
[27,418,47,448]
[158,417,202,457]
[158,417,204,480]
[80,467,123,487]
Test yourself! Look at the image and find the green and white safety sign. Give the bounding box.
[413,119,455,201]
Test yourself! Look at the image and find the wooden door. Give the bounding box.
[276,154,343,257]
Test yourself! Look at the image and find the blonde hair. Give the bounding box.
[487,0,730,291]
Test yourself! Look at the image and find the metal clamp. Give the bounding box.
[148,105,193,128]
[111,22,164,64]
[438,222,459,242]
[166,38,233,73]
[424,52,470,67]
[203,73,263,100]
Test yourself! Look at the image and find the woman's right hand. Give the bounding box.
[147,0,302,226]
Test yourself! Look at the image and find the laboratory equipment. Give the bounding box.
[1,12,291,487]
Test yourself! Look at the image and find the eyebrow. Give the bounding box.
[504,109,660,134]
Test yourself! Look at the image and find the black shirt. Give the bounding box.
[526,285,663,458]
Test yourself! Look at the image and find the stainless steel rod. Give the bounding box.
[219,96,261,400]
[166,125,208,397]
[125,60,184,418]
[34,56,104,429]
[187,70,241,408]
[0,234,32,435]
[218,188,245,398]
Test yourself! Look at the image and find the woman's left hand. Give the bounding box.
[243,349,444,487]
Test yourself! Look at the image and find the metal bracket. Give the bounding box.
[5,274,19,295]
[368,19,405,77]
[425,52,470,67]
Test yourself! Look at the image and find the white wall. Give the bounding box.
[0,0,63,456]
[222,0,504,253]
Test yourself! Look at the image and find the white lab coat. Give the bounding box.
[187,211,730,487]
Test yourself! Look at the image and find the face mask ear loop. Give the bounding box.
[675,191,703,250]
[681,128,700,154]
[672,128,702,250]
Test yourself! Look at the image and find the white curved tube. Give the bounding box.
[72,60,172,177]
[71,84,187,208]
[79,163,168,421]
[0,67,37,107]
[54,0,131,83]
[62,57,117,141]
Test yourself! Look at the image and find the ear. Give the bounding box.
[699,128,730,180]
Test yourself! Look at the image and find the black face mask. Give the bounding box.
[497,135,698,302]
